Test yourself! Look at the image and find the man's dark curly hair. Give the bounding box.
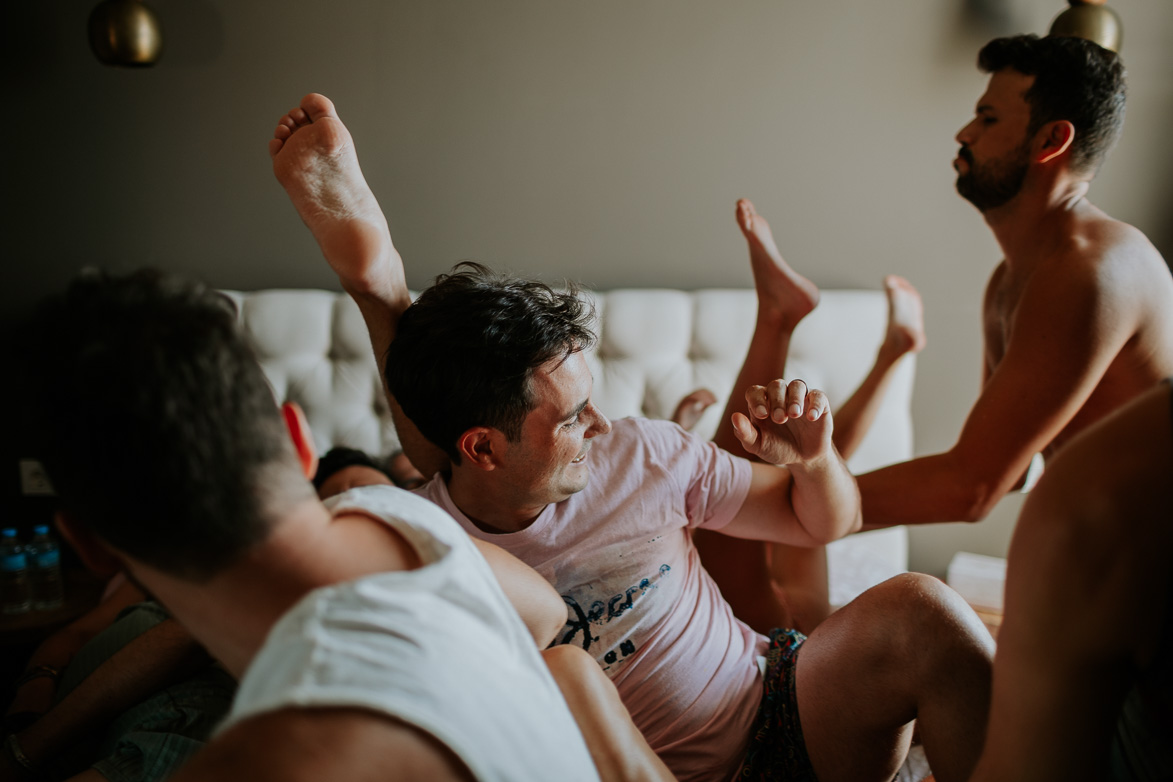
[385,262,597,462]
[978,34,1125,175]
[312,446,392,490]
[16,269,312,582]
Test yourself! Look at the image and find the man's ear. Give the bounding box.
[1035,119,1075,164]
[455,427,503,472]
[55,510,124,579]
[282,402,319,479]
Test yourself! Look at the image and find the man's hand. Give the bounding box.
[732,379,833,466]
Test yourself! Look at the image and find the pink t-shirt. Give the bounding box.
[417,417,768,781]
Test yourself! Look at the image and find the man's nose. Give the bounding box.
[955,120,975,145]
[585,405,611,437]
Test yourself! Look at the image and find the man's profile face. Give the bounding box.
[502,351,612,509]
[954,69,1035,212]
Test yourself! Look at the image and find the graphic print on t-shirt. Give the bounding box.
[558,562,672,672]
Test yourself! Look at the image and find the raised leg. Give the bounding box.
[797,573,994,782]
[831,275,926,460]
[695,198,822,634]
[712,199,819,441]
[270,94,448,478]
[765,275,926,630]
[541,645,676,782]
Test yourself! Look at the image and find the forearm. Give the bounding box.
[787,453,861,544]
[858,450,1014,529]
[5,633,83,718]
[14,619,211,769]
[6,582,145,719]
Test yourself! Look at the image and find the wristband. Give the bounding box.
[14,666,59,688]
[3,733,43,779]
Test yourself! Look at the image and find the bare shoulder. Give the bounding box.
[1021,212,1170,327]
[170,707,475,782]
[1054,211,1166,284]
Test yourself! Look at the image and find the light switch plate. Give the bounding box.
[19,459,55,496]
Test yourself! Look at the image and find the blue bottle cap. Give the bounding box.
[33,525,49,535]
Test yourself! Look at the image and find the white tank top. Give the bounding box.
[219,485,600,782]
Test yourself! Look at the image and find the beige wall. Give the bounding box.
[5,1,1172,575]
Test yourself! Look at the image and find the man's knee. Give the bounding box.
[866,573,991,652]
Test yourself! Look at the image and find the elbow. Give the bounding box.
[812,507,863,546]
[955,479,1003,523]
[847,507,864,536]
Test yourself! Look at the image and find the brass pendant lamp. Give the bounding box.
[1048,0,1122,52]
[88,0,163,67]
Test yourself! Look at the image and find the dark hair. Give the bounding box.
[385,262,596,462]
[312,446,391,490]
[16,269,312,581]
[978,34,1125,175]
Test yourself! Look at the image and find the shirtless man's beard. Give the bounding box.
[955,142,1030,212]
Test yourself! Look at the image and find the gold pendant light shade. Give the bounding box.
[1049,0,1122,53]
[88,0,163,67]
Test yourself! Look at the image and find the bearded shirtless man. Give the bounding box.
[854,34,1173,528]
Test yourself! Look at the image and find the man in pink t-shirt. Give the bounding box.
[418,416,763,776]
[272,92,996,782]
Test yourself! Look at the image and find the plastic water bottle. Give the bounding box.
[27,524,65,611]
[1,528,32,615]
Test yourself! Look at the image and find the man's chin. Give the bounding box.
[955,178,994,213]
[560,471,591,499]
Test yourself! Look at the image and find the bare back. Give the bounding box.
[171,708,476,782]
[971,381,1173,782]
[981,204,1173,457]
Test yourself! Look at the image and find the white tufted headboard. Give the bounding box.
[224,287,916,605]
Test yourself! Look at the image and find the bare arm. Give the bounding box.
[5,578,145,719]
[13,617,213,772]
[858,257,1135,528]
[476,549,674,780]
[971,381,1173,782]
[717,380,861,546]
[542,646,676,782]
[472,538,566,648]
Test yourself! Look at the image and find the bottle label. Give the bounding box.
[33,550,60,568]
[1,553,27,571]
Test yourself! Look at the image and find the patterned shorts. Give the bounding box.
[737,628,818,781]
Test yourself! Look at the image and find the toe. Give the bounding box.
[301,93,337,123]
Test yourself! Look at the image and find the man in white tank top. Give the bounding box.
[15,270,670,782]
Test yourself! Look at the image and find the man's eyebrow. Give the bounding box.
[562,398,589,422]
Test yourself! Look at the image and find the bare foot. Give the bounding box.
[270,94,405,301]
[671,388,718,431]
[881,275,927,360]
[736,199,820,327]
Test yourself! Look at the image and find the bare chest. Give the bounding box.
[984,273,1026,368]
